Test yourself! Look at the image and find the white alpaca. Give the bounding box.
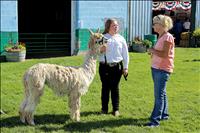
[19,29,107,125]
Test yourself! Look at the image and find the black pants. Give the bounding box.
[99,62,123,112]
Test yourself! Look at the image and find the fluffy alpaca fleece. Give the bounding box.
[19,29,106,125]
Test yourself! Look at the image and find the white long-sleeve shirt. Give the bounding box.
[99,33,129,69]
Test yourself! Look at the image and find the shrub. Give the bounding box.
[192,27,200,38]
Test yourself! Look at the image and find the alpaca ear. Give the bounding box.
[96,28,100,33]
[88,29,94,35]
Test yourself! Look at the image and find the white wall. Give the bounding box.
[195,0,200,28]
[0,1,18,32]
[77,1,128,29]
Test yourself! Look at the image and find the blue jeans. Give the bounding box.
[150,67,170,124]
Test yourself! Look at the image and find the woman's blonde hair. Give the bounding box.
[153,15,173,31]
[103,18,118,34]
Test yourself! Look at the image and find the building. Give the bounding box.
[1,0,200,59]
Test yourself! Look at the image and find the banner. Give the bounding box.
[165,1,178,10]
[152,2,164,10]
[179,2,191,10]
[152,1,191,11]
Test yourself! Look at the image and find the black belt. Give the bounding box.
[100,61,120,67]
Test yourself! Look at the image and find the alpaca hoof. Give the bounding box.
[25,113,35,125]
[20,118,26,124]
[75,117,80,122]
[19,111,26,123]
[28,120,35,126]
[30,121,35,126]
[71,117,80,122]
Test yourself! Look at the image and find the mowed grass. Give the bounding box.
[1,48,200,133]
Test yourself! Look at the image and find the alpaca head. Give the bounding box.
[88,29,108,52]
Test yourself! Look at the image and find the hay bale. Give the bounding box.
[181,32,190,40]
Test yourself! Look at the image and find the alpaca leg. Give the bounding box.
[19,84,30,124]
[23,87,43,125]
[74,100,80,122]
[19,99,28,123]
[68,94,81,121]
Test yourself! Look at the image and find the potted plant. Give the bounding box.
[192,27,200,47]
[132,37,152,53]
[5,41,26,62]
[142,39,153,49]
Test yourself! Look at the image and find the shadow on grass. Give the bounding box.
[0,114,69,127]
[1,111,148,132]
[183,59,200,62]
[39,111,149,132]
[62,118,148,132]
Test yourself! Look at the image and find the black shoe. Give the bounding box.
[101,110,108,114]
[145,122,159,128]
[161,117,169,121]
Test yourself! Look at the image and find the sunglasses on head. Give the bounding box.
[156,16,161,20]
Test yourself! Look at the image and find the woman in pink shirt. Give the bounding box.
[146,15,174,127]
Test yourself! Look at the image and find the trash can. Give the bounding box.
[144,34,157,47]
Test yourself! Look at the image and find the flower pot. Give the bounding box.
[132,44,146,53]
[6,51,26,62]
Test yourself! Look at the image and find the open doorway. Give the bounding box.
[152,1,192,47]
[18,0,71,58]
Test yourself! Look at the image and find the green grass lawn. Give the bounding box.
[1,48,200,133]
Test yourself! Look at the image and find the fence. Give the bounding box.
[19,33,71,58]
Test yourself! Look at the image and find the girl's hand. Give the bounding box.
[123,69,128,76]
[100,45,107,53]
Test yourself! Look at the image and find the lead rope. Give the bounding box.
[104,54,107,64]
